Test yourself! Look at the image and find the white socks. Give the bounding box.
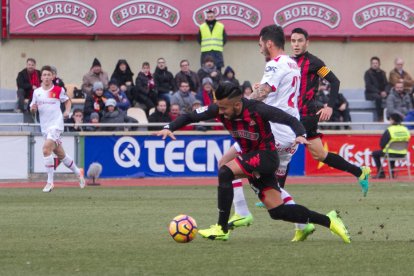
[44,155,54,184]
[281,187,307,230]
[62,155,80,176]
[232,179,251,216]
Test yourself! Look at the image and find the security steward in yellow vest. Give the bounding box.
[197,10,227,71]
[372,113,411,178]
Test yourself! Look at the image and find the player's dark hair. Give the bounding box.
[259,25,285,50]
[370,56,380,63]
[215,82,242,100]
[41,65,53,74]
[291,28,309,40]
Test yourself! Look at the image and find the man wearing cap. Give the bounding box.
[100,98,137,131]
[197,77,216,105]
[81,58,109,96]
[104,79,130,111]
[372,113,411,179]
[83,81,107,121]
[197,10,227,71]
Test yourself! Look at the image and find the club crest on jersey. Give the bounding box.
[249,120,256,126]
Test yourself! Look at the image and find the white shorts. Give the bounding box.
[43,129,63,145]
[233,140,297,177]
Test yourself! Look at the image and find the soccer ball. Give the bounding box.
[168,214,198,243]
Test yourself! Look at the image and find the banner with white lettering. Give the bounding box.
[84,135,306,178]
[305,134,413,176]
[8,0,414,36]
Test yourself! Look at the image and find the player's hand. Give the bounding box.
[30,104,38,113]
[156,129,176,140]
[317,104,333,121]
[63,111,70,119]
[293,136,310,146]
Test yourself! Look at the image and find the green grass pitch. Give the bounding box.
[0,182,413,275]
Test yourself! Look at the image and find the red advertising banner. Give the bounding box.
[8,0,414,36]
[305,134,413,176]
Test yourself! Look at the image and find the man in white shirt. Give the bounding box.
[30,65,85,192]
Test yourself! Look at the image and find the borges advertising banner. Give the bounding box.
[9,0,414,36]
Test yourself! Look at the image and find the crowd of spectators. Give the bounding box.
[15,54,414,131]
[16,56,248,132]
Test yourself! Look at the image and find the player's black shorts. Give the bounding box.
[235,150,281,196]
[301,115,323,140]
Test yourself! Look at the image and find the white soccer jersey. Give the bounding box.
[260,55,301,144]
[30,85,69,134]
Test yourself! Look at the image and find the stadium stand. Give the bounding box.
[127,107,148,131]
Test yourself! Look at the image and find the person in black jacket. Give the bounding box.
[134,62,157,114]
[83,81,107,122]
[110,59,134,103]
[16,58,41,112]
[364,56,389,121]
[148,99,171,130]
[153,57,176,105]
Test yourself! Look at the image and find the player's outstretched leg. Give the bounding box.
[267,203,351,243]
[61,155,85,188]
[228,179,254,230]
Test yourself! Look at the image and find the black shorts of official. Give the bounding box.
[234,150,281,197]
[301,115,323,140]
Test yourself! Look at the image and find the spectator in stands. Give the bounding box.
[16,58,41,113]
[372,113,411,179]
[81,58,109,96]
[64,108,84,132]
[170,81,197,114]
[51,66,65,90]
[241,81,253,99]
[148,99,171,130]
[222,66,240,87]
[100,99,137,131]
[153,57,176,104]
[168,103,194,131]
[197,9,227,71]
[364,56,389,121]
[197,55,222,89]
[84,112,100,132]
[84,81,106,121]
[175,59,200,94]
[389,57,414,95]
[104,79,130,111]
[197,77,215,105]
[316,79,351,130]
[386,81,412,120]
[134,62,157,113]
[110,59,134,103]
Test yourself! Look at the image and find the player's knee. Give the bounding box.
[268,205,285,220]
[312,151,327,161]
[218,165,235,188]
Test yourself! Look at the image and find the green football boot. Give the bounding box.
[198,224,230,241]
[228,213,254,230]
[358,166,371,197]
[327,210,351,243]
[291,223,316,242]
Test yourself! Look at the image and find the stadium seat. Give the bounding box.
[127,107,148,124]
[149,107,155,115]
[383,141,411,179]
[65,84,85,105]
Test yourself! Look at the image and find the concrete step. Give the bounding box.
[348,100,375,109]
[0,100,17,111]
[0,112,24,123]
[341,89,365,101]
[0,88,16,101]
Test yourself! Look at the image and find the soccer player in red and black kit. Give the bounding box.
[157,82,351,243]
[291,28,370,196]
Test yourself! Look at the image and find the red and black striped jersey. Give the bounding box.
[293,51,331,117]
[167,98,305,154]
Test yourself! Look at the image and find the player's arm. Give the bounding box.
[157,104,218,139]
[258,103,308,144]
[315,60,339,121]
[249,82,272,101]
[63,99,71,119]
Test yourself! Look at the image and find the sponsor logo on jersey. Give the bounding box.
[230,130,259,140]
[193,1,261,28]
[353,2,414,29]
[25,0,97,27]
[274,1,340,29]
[110,0,180,27]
